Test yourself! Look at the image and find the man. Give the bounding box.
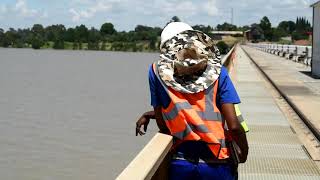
[136,22,248,180]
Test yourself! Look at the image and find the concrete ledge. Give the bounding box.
[116,133,173,180]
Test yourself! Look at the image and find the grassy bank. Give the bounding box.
[38,41,159,52]
[3,39,237,55]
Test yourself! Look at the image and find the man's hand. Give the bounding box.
[135,111,155,136]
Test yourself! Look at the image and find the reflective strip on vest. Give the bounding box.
[234,104,249,132]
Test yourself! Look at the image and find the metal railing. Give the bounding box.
[247,43,312,66]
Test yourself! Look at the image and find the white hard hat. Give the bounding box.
[160,22,193,49]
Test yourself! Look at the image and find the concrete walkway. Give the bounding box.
[242,46,320,139]
[231,46,320,179]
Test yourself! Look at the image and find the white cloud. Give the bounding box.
[14,0,37,17]
[71,0,92,5]
[69,0,113,22]
[69,8,80,22]
[14,0,47,18]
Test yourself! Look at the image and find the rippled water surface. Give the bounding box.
[0,48,159,180]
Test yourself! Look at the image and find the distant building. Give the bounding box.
[244,30,252,41]
[311,1,320,77]
[210,31,243,42]
[210,31,243,36]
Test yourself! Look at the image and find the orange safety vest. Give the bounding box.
[153,63,230,159]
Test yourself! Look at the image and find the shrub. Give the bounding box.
[216,41,229,54]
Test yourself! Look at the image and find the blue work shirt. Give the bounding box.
[149,65,241,109]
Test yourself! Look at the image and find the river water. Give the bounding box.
[0,48,160,180]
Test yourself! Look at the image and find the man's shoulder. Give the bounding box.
[218,66,228,80]
[148,63,159,85]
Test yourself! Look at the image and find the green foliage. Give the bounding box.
[238,25,250,31]
[53,39,64,49]
[149,37,156,50]
[100,22,116,37]
[259,16,272,32]
[72,41,78,50]
[79,41,83,50]
[0,28,4,47]
[88,27,101,50]
[45,25,65,42]
[192,25,213,35]
[101,41,106,50]
[277,21,295,36]
[295,17,311,32]
[75,24,89,42]
[292,31,308,41]
[259,16,272,41]
[64,28,75,42]
[216,22,237,31]
[270,28,282,42]
[216,41,229,54]
[292,17,311,41]
[31,34,44,49]
[165,16,181,26]
[32,24,45,36]
[171,16,181,22]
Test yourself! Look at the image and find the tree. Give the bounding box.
[134,25,153,32]
[292,17,311,40]
[101,41,106,50]
[44,24,66,49]
[53,39,64,49]
[100,22,116,37]
[75,24,89,42]
[64,28,75,42]
[30,24,46,49]
[3,28,21,47]
[72,41,78,50]
[88,27,101,50]
[271,28,282,42]
[74,25,88,49]
[216,22,237,31]
[165,16,181,26]
[192,25,213,35]
[216,41,229,54]
[133,25,159,46]
[31,34,44,49]
[237,25,250,31]
[0,28,4,46]
[259,16,271,31]
[149,35,157,50]
[171,16,181,22]
[32,24,45,36]
[278,21,295,36]
[259,16,272,41]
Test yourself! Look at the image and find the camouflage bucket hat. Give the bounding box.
[157,30,222,93]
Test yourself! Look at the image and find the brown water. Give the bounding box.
[0,48,159,180]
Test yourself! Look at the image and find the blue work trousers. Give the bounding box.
[169,159,237,180]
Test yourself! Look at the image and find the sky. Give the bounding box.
[0,0,318,31]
